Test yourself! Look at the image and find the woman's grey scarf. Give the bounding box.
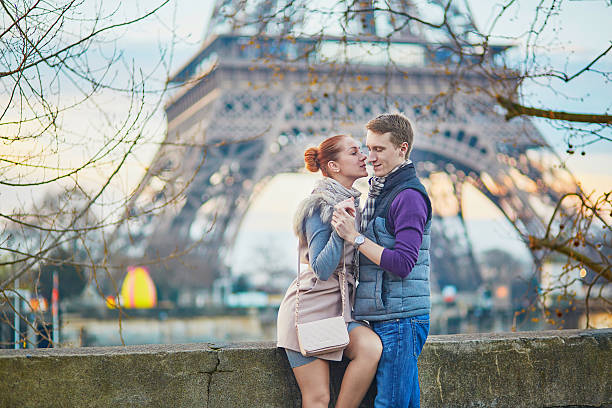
[312,177,361,209]
[293,177,361,247]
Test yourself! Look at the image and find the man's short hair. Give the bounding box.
[366,113,414,158]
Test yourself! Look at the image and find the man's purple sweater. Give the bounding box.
[379,189,428,278]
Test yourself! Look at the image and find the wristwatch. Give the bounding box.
[353,234,365,248]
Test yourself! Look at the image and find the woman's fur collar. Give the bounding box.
[293,178,361,244]
[293,192,338,243]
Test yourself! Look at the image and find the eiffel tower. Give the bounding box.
[113,2,574,292]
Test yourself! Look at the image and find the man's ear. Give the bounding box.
[399,142,409,158]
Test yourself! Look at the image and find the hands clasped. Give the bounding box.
[332,198,359,242]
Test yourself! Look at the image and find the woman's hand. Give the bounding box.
[332,207,359,242]
[334,197,355,217]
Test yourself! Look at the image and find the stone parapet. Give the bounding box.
[1,329,610,407]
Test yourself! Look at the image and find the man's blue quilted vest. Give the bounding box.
[353,163,432,322]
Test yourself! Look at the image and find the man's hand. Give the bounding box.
[332,207,359,242]
[333,206,384,265]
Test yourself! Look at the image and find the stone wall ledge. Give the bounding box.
[1,329,610,407]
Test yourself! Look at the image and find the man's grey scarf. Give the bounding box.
[360,160,412,233]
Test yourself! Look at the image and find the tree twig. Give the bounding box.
[497,96,612,124]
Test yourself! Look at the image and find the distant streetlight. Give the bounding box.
[14,278,20,349]
[52,271,59,345]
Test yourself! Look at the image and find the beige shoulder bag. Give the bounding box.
[295,244,350,357]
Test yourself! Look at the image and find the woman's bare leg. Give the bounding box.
[292,358,330,408]
[335,326,382,408]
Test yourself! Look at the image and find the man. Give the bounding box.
[332,113,432,408]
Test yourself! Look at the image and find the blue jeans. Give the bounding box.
[371,314,430,408]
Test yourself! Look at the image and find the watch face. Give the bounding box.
[355,235,365,245]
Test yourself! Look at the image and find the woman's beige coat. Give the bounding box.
[277,190,359,362]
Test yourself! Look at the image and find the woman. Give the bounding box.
[277,134,382,408]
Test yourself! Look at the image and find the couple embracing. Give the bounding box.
[277,113,432,408]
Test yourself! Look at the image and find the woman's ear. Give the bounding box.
[328,161,340,173]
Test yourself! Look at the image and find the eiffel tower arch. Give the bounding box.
[114,9,574,292]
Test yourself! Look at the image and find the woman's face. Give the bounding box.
[329,137,368,181]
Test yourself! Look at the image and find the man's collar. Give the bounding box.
[381,159,412,178]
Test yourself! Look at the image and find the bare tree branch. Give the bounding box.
[497,96,612,124]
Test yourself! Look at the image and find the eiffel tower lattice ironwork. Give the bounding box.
[113,5,575,291]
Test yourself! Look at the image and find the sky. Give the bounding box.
[2,0,611,278]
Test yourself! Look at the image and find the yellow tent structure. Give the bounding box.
[120,266,157,308]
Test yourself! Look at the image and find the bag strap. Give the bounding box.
[295,243,346,328]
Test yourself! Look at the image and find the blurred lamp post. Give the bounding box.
[14,278,20,349]
[52,270,59,345]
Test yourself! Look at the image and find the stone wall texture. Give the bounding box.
[1,329,610,407]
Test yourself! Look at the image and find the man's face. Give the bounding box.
[365,130,408,177]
